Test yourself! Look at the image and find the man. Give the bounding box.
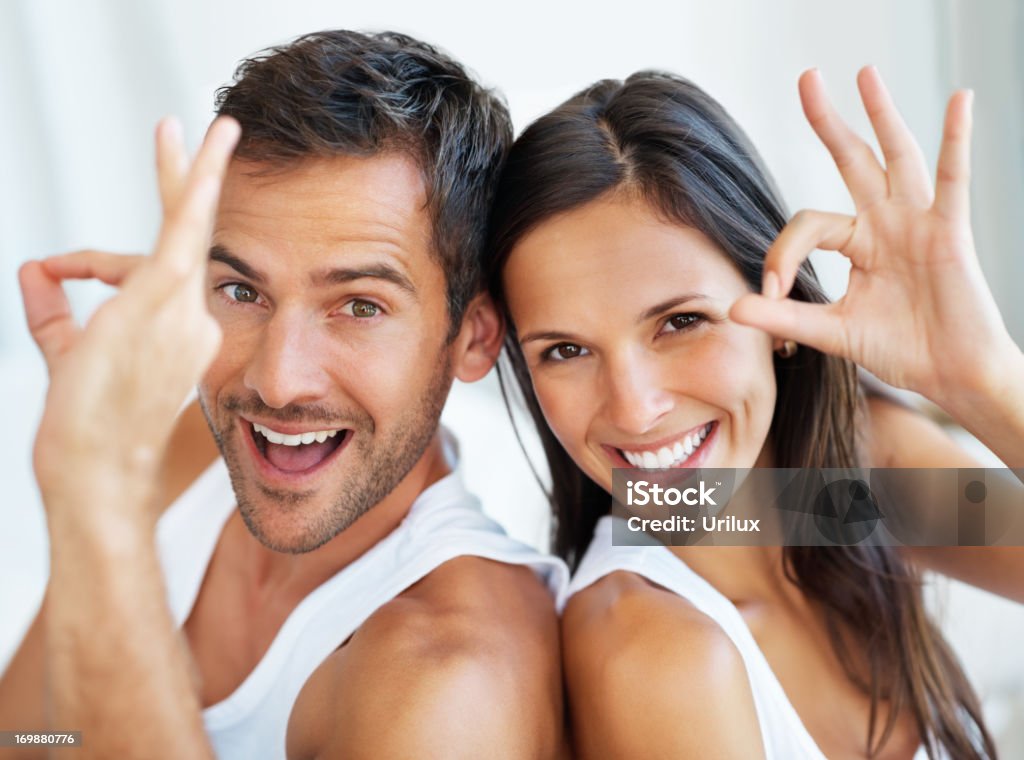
[2,31,566,759]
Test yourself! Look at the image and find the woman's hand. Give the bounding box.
[730,66,1022,419]
[18,116,239,517]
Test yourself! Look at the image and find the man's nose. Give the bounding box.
[602,350,674,437]
[243,310,332,409]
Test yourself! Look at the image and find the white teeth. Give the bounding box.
[253,423,341,447]
[619,423,714,468]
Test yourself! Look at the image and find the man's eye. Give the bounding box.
[544,343,589,362]
[347,300,380,318]
[220,283,260,303]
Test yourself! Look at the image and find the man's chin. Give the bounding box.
[237,496,344,554]
[235,505,335,553]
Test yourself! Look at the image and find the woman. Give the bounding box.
[486,67,1023,758]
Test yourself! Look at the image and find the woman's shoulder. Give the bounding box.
[562,570,765,758]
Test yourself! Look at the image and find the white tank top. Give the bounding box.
[563,516,935,760]
[155,437,569,760]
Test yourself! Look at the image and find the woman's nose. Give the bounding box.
[602,352,674,436]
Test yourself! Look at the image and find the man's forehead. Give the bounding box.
[222,155,430,232]
[217,152,431,249]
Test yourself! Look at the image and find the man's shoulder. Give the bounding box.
[286,556,562,759]
[351,555,558,665]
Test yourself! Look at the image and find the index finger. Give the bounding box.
[762,209,857,298]
[153,116,241,277]
[19,260,81,371]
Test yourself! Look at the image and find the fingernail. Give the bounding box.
[763,271,780,299]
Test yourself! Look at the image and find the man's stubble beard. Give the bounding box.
[198,352,453,554]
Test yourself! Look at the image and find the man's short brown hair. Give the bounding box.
[215,30,512,334]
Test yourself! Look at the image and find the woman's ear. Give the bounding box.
[451,293,505,383]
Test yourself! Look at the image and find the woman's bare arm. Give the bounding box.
[866,396,1024,603]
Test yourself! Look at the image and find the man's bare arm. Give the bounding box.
[0,403,218,760]
[45,505,211,759]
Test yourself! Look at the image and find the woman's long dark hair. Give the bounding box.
[485,72,995,759]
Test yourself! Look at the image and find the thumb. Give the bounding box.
[19,260,81,372]
[731,293,849,359]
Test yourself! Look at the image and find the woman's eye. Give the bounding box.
[346,300,380,318]
[663,313,702,333]
[220,283,260,304]
[544,343,589,362]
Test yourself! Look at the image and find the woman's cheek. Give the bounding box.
[533,375,584,452]
[692,332,776,441]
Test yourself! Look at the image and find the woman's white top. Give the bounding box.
[563,515,935,760]
[155,438,569,759]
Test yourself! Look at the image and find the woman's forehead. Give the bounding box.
[503,195,746,313]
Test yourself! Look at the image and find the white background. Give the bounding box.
[1,0,1022,751]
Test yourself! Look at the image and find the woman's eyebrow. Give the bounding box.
[638,293,710,322]
[519,329,583,346]
[518,293,712,345]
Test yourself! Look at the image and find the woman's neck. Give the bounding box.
[667,545,791,603]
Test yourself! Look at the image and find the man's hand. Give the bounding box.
[19,116,239,518]
[17,116,239,760]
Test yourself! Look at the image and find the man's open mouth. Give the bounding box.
[249,421,350,473]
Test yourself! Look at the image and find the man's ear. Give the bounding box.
[451,293,504,383]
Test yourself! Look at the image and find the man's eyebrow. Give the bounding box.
[208,245,417,297]
[209,245,266,284]
[312,264,417,297]
[518,293,712,346]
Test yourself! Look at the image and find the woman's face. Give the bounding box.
[503,193,777,493]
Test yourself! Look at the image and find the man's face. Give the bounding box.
[199,154,454,553]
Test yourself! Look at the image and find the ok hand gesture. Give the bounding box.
[731,67,1019,419]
